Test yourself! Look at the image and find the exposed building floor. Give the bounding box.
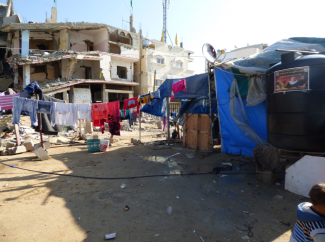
[0,128,306,242]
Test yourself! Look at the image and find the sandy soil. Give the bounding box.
[0,119,307,242]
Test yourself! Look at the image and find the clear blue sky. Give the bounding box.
[7,0,325,74]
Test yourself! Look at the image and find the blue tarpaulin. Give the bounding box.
[215,68,267,157]
[141,74,209,117]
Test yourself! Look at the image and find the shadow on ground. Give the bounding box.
[0,143,307,241]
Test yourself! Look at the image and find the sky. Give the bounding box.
[6,0,325,74]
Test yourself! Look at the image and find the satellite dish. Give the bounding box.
[202,43,218,63]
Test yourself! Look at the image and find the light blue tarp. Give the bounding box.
[141,74,209,117]
[215,68,267,156]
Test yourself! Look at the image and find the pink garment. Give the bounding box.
[162,117,167,131]
[171,79,187,101]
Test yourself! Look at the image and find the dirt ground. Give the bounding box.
[0,120,308,242]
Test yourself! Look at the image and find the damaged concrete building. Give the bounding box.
[0,0,22,91]
[0,8,139,103]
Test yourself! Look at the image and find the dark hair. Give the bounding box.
[309,184,325,206]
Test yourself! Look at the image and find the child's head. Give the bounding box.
[309,184,325,211]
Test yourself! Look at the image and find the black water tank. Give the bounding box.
[266,54,325,152]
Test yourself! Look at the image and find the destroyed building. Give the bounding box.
[0,9,140,103]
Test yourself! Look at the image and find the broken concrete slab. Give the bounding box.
[1,150,9,156]
[34,141,51,151]
[6,141,16,149]
[23,138,35,151]
[7,147,15,155]
[13,145,27,154]
[285,155,325,197]
[34,147,50,161]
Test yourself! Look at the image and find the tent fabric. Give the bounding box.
[215,68,267,157]
[141,73,209,117]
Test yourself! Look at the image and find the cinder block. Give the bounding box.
[23,139,35,151]
[14,145,27,154]
[6,141,16,149]
[34,147,50,161]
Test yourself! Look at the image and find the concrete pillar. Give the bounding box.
[21,30,29,56]
[23,65,30,87]
[12,31,20,55]
[62,91,68,102]
[68,59,77,79]
[59,29,69,50]
[102,84,108,103]
[69,86,74,103]
[13,66,18,85]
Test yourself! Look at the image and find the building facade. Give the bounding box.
[134,39,194,95]
[0,9,140,104]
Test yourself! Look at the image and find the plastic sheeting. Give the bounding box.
[215,68,267,157]
[141,74,209,117]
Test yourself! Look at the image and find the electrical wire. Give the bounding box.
[0,162,258,180]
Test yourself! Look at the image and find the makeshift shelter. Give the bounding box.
[214,38,325,157]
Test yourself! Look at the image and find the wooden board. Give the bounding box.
[183,113,212,151]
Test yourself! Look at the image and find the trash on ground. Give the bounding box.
[3,183,8,187]
[167,206,172,215]
[120,184,126,189]
[274,195,283,199]
[125,205,129,211]
[154,234,160,237]
[176,196,179,199]
[217,174,229,178]
[105,233,116,240]
[213,180,216,183]
[67,181,71,184]
[185,153,195,158]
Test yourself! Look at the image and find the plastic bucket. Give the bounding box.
[87,139,100,153]
[99,139,110,152]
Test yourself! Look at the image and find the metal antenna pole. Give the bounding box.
[207,62,214,152]
[163,0,167,43]
[139,29,142,142]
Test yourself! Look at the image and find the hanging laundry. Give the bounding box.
[51,102,76,127]
[107,101,120,136]
[91,103,109,127]
[171,79,187,101]
[75,103,91,122]
[151,90,161,100]
[137,93,154,105]
[123,96,140,117]
[38,100,52,113]
[100,119,106,134]
[12,97,39,126]
[162,117,167,132]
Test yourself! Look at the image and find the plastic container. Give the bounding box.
[87,139,100,153]
[266,54,325,151]
[100,139,110,152]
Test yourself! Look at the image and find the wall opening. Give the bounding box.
[85,67,92,79]
[109,43,121,54]
[109,33,131,45]
[127,34,133,45]
[117,66,127,79]
[85,40,94,51]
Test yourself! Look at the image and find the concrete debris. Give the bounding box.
[34,147,50,161]
[13,145,27,154]
[7,147,15,155]
[23,138,35,151]
[6,141,16,149]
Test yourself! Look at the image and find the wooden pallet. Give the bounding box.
[278,149,325,160]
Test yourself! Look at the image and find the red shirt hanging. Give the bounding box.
[123,97,140,117]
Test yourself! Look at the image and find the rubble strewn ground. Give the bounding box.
[0,116,307,241]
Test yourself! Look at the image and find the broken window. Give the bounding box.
[120,32,125,36]
[157,58,164,64]
[34,65,47,73]
[176,62,182,68]
[117,66,127,79]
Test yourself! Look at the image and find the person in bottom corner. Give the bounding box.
[290,184,325,242]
